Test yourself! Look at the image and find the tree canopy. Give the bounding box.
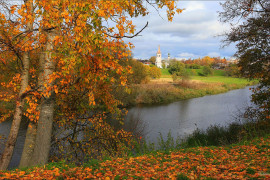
[220,0,270,119]
[0,0,182,170]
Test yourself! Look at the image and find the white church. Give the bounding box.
[155,45,170,68]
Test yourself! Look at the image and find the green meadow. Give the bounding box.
[161,67,256,86]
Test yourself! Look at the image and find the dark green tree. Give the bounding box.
[168,60,186,76]
[202,66,213,76]
[225,64,240,77]
[220,0,270,119]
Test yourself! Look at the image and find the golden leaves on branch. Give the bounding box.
[0,0,183,164]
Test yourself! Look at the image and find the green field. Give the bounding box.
[162,67,225,77]
[161,68,256,86]
[192,76,256,85]
[160,68,171,76]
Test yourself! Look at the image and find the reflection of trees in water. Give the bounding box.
[0,116,28,169]
[49,110,148,165]
[123,110,148,140]
[0,110,148,167]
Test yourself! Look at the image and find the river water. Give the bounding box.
[0,86,254,169]
[126,86,254,143]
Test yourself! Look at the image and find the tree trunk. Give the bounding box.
[19,48,45,168]
[0,53,30,170]
[29,29,56,166]
[18,122,37,168]
[0,1,33,170]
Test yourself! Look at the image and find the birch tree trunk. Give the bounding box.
[29,29,56,166]
[0,1,33,170]
[19,49,45,168]
[0,53,30,170]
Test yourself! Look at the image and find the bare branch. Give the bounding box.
[105,21,148,39]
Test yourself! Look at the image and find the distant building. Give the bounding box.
[228,57,239,64]
[155,45,170,68]
[155,45,162,68]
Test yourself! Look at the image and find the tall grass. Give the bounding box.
[130,120,270,156]
[117,79,255,106]
[182,119,270,148]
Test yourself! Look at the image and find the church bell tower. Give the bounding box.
[155,45,162,68]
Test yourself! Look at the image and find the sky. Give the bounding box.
[125,0,236,60]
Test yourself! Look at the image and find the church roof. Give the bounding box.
[157,45,161,54]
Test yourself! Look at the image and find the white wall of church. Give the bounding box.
[156,53,162,68]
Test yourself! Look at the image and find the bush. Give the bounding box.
[186,64,200,69]
[172,73,178,82]
[225,64,240,77]
[148,66,161,79]
[125,59,149,84]
[190,69,197,76]
[182,107,270,148]
[202,66,213,76]
[168,61,185,75]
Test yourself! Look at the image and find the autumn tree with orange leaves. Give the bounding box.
[0,0,182,170]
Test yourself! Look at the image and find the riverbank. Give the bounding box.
[117,76,257,107]
[1,135,269,179]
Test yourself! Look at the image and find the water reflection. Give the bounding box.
[126,86,254,143]
[0,118,28,169]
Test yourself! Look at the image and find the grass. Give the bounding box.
[192,76,256,85]
[182,119,270,148]
[161,68,170,76]
[117,76,257,106]
[162,68,226,78]
[160,67,256,86]
[118,67,256,106]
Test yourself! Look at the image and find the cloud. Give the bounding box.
[184,2,205,11]
[178,53,195,57]
[207,52,220,57]
[126,1,236,59]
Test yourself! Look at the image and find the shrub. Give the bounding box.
[148,66,161,79]
[172,73,178,82]
[168,61,185,75]
[202,66,213,76]
[225,64,240,77]
[186,64,200,69]
[190,69,197,76]
[125,59,149,84]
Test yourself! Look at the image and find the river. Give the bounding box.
[0,86,254,169]
[126,86,254,143]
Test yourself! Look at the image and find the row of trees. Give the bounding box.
[0,0,181,170]
[149,56,229,69]
[183,56,228,67]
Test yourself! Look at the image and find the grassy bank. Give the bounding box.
[115,67,258,106]
[1,135,269,179]
[117,76,257,107]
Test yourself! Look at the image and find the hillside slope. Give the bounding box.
[1,136,269,179]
